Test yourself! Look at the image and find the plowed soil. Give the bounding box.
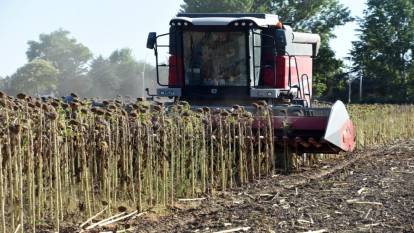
[132,141,414,233]
[56,140,414,233]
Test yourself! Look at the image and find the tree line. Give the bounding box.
[0,30,158,99]
[1,0,413,102]
[351,0,414,103]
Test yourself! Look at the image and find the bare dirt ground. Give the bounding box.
[54,140,414,233]
[131,140,414,233]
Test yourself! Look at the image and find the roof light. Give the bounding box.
[241,22,246,26]
[171,22,176,26]
[184,22,188,26]
[249,22,254,26]
[234,22,239,26]
[177,22,182,26]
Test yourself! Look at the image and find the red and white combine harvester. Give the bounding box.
[147,13,356,169]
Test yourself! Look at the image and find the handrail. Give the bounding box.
[153,31,181,87]
[154,32,170,87]
[301,74,312,107]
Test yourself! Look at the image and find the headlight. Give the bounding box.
[184,22,188,26]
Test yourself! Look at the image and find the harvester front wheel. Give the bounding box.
[275,146,294,174]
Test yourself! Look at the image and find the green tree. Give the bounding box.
[10,59,59,96]
[26,29,93,95]
[0,76,4,90]
[351,0,414,102]
[0,76,13,95]
[88,56,120,97]
[409,63,414,100]
[110,49,143,97]
[88,49,155,98]
[180,0,256,13]
[269,0,352,99]
[180,0,352,99]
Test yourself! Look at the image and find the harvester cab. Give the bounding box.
[147,13,356,159]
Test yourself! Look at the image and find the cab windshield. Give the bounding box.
[183,31,248,86]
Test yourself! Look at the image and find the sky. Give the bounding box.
[0,0,366,77]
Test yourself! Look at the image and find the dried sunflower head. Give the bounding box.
[257,100,267,106]
[46,111,58,120]
[28,102,36,108]
[70,102,79,111]
[233,105,241,110]
[195,108,204,114]
[94,108,105,116]
[9,124,21,134]
[51,101,60,108]
[41,103,49,112]
[243,112,253,118]
[117,206,127,212]
[220,111,229,117]
[35,101,42,108]
[152,105,162,112]
[16,93,27,100]
[68,119,80,126]
[155,101,164,107]
[182,111,191,117]
[108,104,117,110]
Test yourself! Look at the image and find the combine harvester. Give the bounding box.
[146,13,356,170]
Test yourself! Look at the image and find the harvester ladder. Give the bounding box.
[288,56,311,107]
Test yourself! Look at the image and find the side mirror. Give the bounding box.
[146,32,157,49]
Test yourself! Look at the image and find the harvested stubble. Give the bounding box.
[0,92,413,232]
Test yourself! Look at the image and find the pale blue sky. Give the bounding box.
[0,0,366,77]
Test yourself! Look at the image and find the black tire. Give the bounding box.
[275,145,294,174]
